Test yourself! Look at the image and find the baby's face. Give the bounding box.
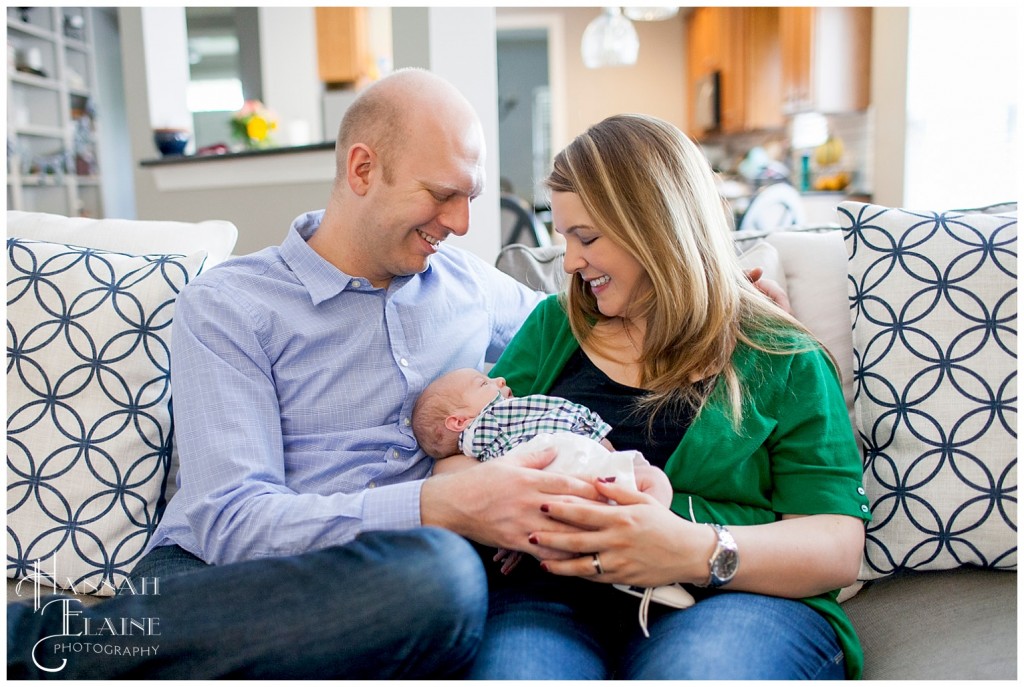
[455,369,512,415]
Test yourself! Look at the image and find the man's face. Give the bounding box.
[362,116,485,285]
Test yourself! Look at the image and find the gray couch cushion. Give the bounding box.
[843,568,1017,679]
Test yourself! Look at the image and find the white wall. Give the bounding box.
[139,8,191,131]
[869,7,909,208]
[258,7,323,146]
[392,7,503,264]
[92,7,135,219]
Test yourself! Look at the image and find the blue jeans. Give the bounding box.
[7,527,487,679]
[464,558,846,679]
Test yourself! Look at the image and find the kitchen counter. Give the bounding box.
[139,142,336,192]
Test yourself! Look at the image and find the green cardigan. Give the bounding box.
[490,295,871,679]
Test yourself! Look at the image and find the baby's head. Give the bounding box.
[412,368,511,459]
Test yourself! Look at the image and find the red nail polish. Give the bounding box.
[539,562,549,572]
[598,476,616,483]
[540,504,550,513]
[528,534,539,545]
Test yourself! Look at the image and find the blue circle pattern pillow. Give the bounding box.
[841,202,1016,580]
[7,238,207,595]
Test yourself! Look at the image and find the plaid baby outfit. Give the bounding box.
[459,394,613,461]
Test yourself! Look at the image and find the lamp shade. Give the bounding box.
[789,112,829,149]
[581,7,639,69]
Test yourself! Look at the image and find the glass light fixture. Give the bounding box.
[581,7,639,69]
[789,111,829,149]
[623,7,679,22]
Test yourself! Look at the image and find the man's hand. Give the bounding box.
[421,447,602,560]
[631,453,673,507]
[745,267,792,314]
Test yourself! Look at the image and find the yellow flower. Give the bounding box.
[246,116,270,142]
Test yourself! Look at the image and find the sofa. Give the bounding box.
[7,204,1017,679]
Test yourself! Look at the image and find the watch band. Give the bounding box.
[700,523,739,588]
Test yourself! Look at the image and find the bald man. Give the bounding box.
[9,68,599,680]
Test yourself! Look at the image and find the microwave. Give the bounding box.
[694,71,721,132]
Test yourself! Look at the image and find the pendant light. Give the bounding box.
[623,7,679,22]
[581,7,639,69]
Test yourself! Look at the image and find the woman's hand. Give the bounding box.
[529,478,866,597]
[530,477,711,588]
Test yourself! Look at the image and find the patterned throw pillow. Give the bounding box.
[6,238,207,595]
[840,201,1017,580]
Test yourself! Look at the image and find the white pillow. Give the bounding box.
[6,211,239,507]
[6,238,207,595]
[6,211,238,269]
[841,201,1017,580]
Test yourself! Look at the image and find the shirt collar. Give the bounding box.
[282,210,417,306]
[481,393,505,413]
[458,392,506,455]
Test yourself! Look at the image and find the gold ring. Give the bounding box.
[592,553,604,575]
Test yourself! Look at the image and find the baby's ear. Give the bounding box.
[445,415,471,433]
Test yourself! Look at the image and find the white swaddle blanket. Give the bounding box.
[503,432,639,489]
[505,433,695,636]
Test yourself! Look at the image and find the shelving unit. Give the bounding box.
[7,6,103,217]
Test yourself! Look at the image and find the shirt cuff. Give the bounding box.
[361,478,425,531]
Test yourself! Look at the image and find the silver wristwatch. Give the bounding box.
[700,523,739,588]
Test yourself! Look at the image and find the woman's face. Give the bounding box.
[551,191,651,321]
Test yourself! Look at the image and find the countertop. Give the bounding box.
[140,141,334,167]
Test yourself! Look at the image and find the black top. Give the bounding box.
[546,348,698,470]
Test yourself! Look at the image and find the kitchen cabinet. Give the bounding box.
[315,7,367,85]
[780,7,872,114]
[686,7,783,136]
[6,6,103,217]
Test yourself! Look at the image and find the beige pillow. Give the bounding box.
[7,238,207,596]
[841,201,1017,580]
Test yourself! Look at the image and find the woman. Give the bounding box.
[469,114,870,679]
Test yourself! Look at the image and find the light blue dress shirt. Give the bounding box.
[148,210,544,564]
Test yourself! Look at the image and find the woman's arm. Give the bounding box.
[529,481,864,598]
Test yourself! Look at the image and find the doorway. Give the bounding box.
[495,12,566,216]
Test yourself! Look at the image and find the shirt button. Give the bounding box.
[861,504,869,513]
[857,487,866,495]
[351,279,361,288]
[393,450,399,458]
[400,358,409,367]
[403,418,411,426]
[368,481,376,489]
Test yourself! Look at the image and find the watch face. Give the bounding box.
[714,548,739,579]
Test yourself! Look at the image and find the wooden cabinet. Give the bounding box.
[686,8,739,135]
[686,6,872,135]
[780,7,872,114]
[315,7,367,85]
[741,8,784,132]
[6,7,103,217]
[686,7,783,136]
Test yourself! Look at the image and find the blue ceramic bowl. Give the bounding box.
[153,129,190,157]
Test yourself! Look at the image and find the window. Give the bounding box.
[185,7,262,148]
[903,7,1017,209]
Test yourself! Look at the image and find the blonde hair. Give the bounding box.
[546,114,820,427]
[412,372,465,459]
